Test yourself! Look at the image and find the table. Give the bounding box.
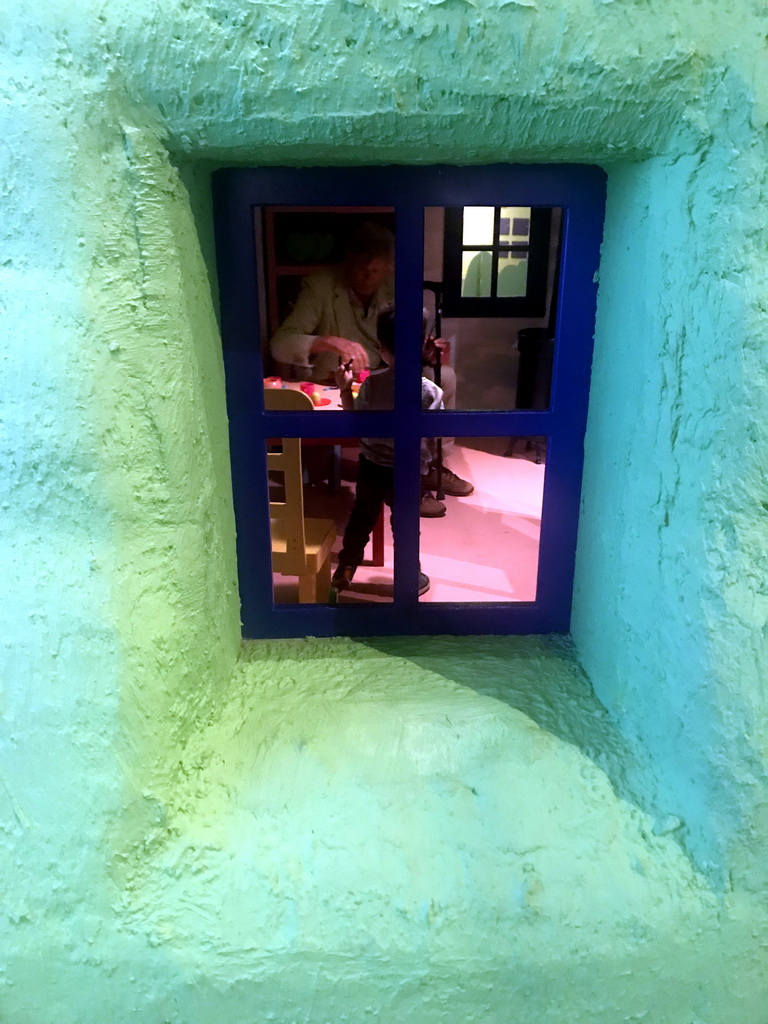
[264,380,346,408]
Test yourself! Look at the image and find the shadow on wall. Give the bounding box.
[362,634,659,819]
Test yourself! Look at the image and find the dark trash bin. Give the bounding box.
[516,327,554,410]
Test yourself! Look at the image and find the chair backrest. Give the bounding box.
[264,387,313,575]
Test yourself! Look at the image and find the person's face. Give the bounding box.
[345,255,393,299]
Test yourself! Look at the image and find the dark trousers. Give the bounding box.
[338,456,394,569]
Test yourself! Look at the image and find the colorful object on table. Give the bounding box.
[298,382,328,406]
[264,376,282,387]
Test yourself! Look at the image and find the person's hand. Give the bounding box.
[312,336,368,374]
[334,362,354,392]
[422,335,448,367]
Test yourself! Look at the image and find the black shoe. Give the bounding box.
[418,572,430,596]
[332,564,356,591]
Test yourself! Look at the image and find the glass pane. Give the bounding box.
[496,253,528,297]
[257,206,395,405]
[499,206,531,244]
[461,250,492,297]
[419,437,546,603]
[462,206,495,246]
[423,206,562,411]
[267,437,394,604]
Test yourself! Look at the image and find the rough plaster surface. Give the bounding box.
[1,0,767,1019]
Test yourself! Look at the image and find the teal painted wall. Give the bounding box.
[573,126,768,882]
[1,1,767,1020]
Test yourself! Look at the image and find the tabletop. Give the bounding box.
[264,378,352,409]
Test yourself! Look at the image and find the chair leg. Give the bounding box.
[298,574,317,603]
[327,445,342,493]
[315,558,332,602]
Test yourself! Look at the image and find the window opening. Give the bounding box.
[213,166,605,637]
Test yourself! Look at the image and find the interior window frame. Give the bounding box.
[442,205,552,317]
[213,165,606,639]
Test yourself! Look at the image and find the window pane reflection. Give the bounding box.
[419,437,545,603]
[267,437,394,604]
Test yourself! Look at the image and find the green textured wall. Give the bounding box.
[1,0,767,1020]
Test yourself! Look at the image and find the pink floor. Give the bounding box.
[273,438,545,605]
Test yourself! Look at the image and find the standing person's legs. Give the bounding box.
[433,363,457,409]
[421,364,473,496]
[382,476,430,597]
[334,456,430,596]
[334,457,391,586]
[422,364,455,457]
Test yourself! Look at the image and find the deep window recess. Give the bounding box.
[213,166,606,639]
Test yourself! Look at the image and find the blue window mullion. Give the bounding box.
[393,201,426,604]
[549,205,603,414]
[226,369,275,628]
[213,189,261,355]
[417,409,553,436]
[533,431,586,629]
[262,410,403,439]
[217,194,274,631]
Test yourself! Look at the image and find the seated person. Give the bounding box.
[270,221,472,498]
[331,309,441,596]
[270,221,393,384]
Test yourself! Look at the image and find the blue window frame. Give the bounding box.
[213,165,606,638]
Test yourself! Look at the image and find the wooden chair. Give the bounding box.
[264,387,337,602]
